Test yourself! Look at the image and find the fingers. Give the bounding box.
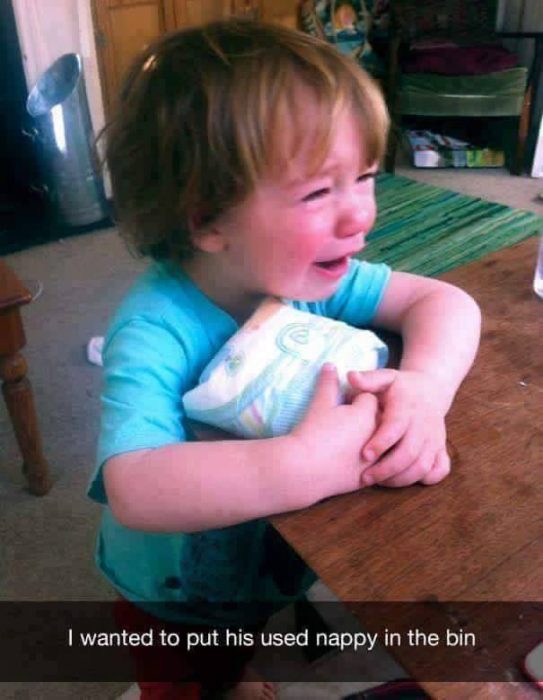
[351,391,379,413]
[308,363,341,411]
[362,431,427,486]
[348,369,397,393]
[351,391,379,436]
[420,448,451,485]
[377,444,434,488]
[368,445,451,489]
[361,407,410,463]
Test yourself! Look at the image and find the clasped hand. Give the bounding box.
[347,368,451,488]
[192,365,451,500]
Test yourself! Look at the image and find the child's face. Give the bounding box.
[192,106,377,319]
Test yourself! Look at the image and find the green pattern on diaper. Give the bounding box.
[184,311,388,438]
[186,354,287,432]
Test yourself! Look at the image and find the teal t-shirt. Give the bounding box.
[88,258,391,623]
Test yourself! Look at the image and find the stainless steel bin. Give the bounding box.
[26,53,108,227]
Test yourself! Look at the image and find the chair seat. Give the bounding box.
[400,67,528,116]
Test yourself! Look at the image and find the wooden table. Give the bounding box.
[0,260,51,495]
[272,237,543,699]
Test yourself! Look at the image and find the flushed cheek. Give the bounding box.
[358,199,377,230]
[285,236,323,270]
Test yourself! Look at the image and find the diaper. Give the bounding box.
[183,298,388,438]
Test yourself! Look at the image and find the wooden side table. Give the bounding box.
[0,260,51,495]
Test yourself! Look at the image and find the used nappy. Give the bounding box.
[183,298,388,439]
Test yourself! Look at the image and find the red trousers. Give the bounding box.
[113,598,264,700]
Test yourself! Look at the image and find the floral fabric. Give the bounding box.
[299,0,390,77]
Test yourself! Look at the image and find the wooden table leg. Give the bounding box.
[1,261,52,495]
[1,350,52,495]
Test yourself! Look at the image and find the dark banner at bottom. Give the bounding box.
[0,602,541,683]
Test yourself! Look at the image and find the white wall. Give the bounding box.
[12,0,106,140]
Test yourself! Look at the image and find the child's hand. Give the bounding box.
[290,364,380,501]
[347,369,451,488]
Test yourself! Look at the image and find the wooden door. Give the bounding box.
[93,0,299,119]
[92,0,179,117]
[175,0,229,26]
[176,1,299,28]
[261,0,298,28]
[220,1,299,27]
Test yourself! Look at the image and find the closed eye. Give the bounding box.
[302,187,331,202]
[357,172,378,183]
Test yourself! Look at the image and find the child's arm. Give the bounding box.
[349,271,481,487]
[104,365,378,532]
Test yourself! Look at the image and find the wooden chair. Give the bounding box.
[384,0,530,174]
[0,261,52,495]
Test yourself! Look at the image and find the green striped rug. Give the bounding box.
[360,173,543,277]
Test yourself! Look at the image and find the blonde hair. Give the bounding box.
[103,19,389,261]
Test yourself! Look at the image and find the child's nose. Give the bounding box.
[336,201,373,239]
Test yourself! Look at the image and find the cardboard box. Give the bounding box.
[404,129,505,168]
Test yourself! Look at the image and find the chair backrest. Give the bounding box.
[393,0,498,44]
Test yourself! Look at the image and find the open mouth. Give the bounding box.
[314,256,348,271]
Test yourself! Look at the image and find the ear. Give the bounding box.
[188,213,227,254]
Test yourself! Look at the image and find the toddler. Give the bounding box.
[88,19,481,700]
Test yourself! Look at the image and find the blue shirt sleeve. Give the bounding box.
[311,259,391,326]
[88,317,190,504]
